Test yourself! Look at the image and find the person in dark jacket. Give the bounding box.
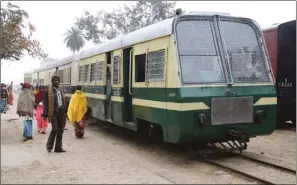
[42,76,67,153]
[0,84,8,113]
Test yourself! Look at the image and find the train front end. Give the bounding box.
[168,13,277,150]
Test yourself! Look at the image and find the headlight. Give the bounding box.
[198,113,208,125]
[255,110,267,123]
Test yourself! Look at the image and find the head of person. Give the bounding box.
[39,85,45,91]
[76,85,82,91]
[51,76,60,87]
[23,83,31,89]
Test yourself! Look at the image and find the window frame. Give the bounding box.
[174,16,272,85]
[112,56,121,85]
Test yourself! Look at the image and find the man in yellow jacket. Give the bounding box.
[67,86,88,138]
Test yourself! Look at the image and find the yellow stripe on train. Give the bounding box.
[253,97,277,106]
[133,98,210,111]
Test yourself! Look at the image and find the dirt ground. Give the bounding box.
[1,93,296,184]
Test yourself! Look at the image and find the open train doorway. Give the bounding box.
[105,52,113,121]
[123,47,133,122]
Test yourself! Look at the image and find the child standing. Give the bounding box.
[35,102,48,134]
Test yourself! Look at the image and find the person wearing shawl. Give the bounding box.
[35,102,48,134]
[35,85,47,133]
[0,84,8,113]
[34,85,45,108]
[34,84,39,95]
[16,83,35,142]
[7,87,13,105]
[43,76,67,153]
[67,86,88,138]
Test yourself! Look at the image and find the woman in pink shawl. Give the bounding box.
[35,102,48,134]
[34,85,48,134]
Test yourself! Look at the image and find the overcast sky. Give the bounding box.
[1,1,296,85]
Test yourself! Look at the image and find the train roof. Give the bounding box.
[24,71,33,75]
[56,52,81,67]
[81,11,231,59]
[33,66,47,73]
[80,35,124,59]
[80,18,174,60]
[121,18,174,48]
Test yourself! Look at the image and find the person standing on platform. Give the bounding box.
[67,85,88,138]
[16,83,35,142]
[42,76,67,153]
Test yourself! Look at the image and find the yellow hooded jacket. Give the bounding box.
[67,90,88,123]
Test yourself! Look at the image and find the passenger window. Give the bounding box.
[113,56,120,85]
[135,54,146,82]
[146,50,165,82]
[79,65,89,82]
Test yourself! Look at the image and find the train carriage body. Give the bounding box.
[75,11,276,148]
[24,71,33,84]
[263,20,296,126]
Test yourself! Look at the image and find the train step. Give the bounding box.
[106,118,113,123]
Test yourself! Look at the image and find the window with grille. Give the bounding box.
[79,65,89,82]
[90,63,98,82]
[176,20,226,84]
[113,56,120,84]
[146,50,165,82]
[98,61,104,82]
[62,68,71,84]
[219,21,269,83]
[89,61,103,82]
[57,70,63,83]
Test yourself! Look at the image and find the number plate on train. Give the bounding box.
[211,96,253,125]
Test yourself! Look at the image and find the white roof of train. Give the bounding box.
[24,71,33,75]
[81,11,231,59]
[29,10,232,74]
[80,18,174,59]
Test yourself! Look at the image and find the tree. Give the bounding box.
[63,26,86,53]
[0,2,47,61]
[74,1,177,44]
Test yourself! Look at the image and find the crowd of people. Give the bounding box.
[9,75,88,153]
[0,83,14,113]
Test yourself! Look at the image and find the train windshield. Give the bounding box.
[175,18,270,84]
[176,20,227,84]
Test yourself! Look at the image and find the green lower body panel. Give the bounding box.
[132,104,276,144]
[87,97,105,121]
[111,101,124,127]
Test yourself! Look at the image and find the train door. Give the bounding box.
[123,47,133,122]
[105,52,113,121]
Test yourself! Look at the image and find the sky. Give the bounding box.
[0,1,296,85]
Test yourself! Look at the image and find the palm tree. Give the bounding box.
[63,26,85,53]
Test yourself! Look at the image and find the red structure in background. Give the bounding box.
[262,20,296,127]
[262,24,278,82]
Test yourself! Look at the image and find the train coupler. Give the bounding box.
[227,129,249,143]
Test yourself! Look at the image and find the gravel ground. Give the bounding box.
[1,93,296,184]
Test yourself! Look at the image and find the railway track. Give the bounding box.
[202,153,296,184]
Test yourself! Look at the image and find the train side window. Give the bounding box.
[135,54,146,82]
[79,65,89,82]
[98,61,104,82]
[90,63,98,82]
[146,50,165,82]
[113,56,120,85]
